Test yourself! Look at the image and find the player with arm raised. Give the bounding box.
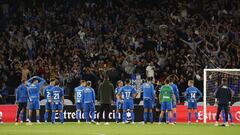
[74,80,86,123]
[115,80,123,123]
[82,81,97,124]
[119,79,137,124]
[169,78,180,124]
[27,76,45,124]
[185,80,202,124]
[51,80,64,124]
[43,79,55,123]
[140,77,155,124]
[158,79,176,125]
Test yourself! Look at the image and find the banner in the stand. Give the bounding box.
[0,105,239,123]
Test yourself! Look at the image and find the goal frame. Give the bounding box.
[203,68,240,123]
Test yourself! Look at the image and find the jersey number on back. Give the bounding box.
[125,92,131,99]
[54,93,60,100]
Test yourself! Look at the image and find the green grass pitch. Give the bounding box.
[0,122,239,135]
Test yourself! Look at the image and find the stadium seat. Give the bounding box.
[64,99,73,105]
[138,100,144,105]
[40,99,47,105]
[232,101,240,106]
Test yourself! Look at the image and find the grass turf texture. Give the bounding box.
[0,122,239,135]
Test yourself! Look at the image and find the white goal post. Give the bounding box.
[203,68,240,123]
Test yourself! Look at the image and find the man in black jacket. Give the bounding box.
[214,78,234,127]
[98,76,114,125]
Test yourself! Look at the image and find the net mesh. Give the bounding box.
[206,70,240,105]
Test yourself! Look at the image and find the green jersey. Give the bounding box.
[159,85,173,103]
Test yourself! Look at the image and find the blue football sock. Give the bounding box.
[194,112,198,121]
[91,111,95,121]
[60,112,64,123]
[131,111,134,122]
[166,112,169,123]
[222,111,226,123]
[122,112,126,122]
[44,112,49,122]
[115,112,119,122]
[229,112,233,123]
[20,112,24,122]
[159,117,162,122]
[149,112,153,123]
[188,112,191,122]
[144,112,147,122]
[169,117,172,123]
[77,111,80,121]
[52,112,56,123]
[85,111,89,122]
[173,112,177,123]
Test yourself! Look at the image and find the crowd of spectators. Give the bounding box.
[0,0,240,103]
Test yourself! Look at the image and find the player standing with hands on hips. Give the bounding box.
[185,80,202,124]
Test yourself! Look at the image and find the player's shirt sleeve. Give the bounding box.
[132,87,137,95]
[175,85,180,101]
[92,88,96,103]
[81,90,85,103]
[151,84,155,100]
[15,85,20,102]
[36,76,46,88]
[140,84,144,92]
[196,87,203,101]
[184,88,189,99]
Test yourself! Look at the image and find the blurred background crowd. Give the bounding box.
[0,0,239,104]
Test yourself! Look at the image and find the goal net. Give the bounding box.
[203,69,240,123]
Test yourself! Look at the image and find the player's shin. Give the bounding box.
[122,111,126,122]
[173,112,177,123]
[131,111,134,122]
[91,111,95,121]
[44,111,49,122]
[85,111,89,122]
[165,111,169,123]
[188,111,191,122]
[194,112,198,122]
[144,112,147,123]
[51,111,56,123]
[60,111,64,124]
[149,112,153,123]
[76,110,80,121]
[229,112,233,123]
[20,112,24,123]
[115,111,119,122]
[169,112,172,123]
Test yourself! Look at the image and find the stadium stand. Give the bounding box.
[0,0,239,104]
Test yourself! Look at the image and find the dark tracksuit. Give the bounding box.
[214,85,233,122]
[98,80,114,122]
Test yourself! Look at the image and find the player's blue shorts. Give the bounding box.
[115,100,123,110]
[161,102,172,111]
[52,102,63,110]
[76,102,84,110]
[84,103,95,112]
[188,102,197,109]
[172,101,176,108]
[29,100,40,110]
[45,102,52,110]
[143,99,154,109]
[123,100,134,110]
